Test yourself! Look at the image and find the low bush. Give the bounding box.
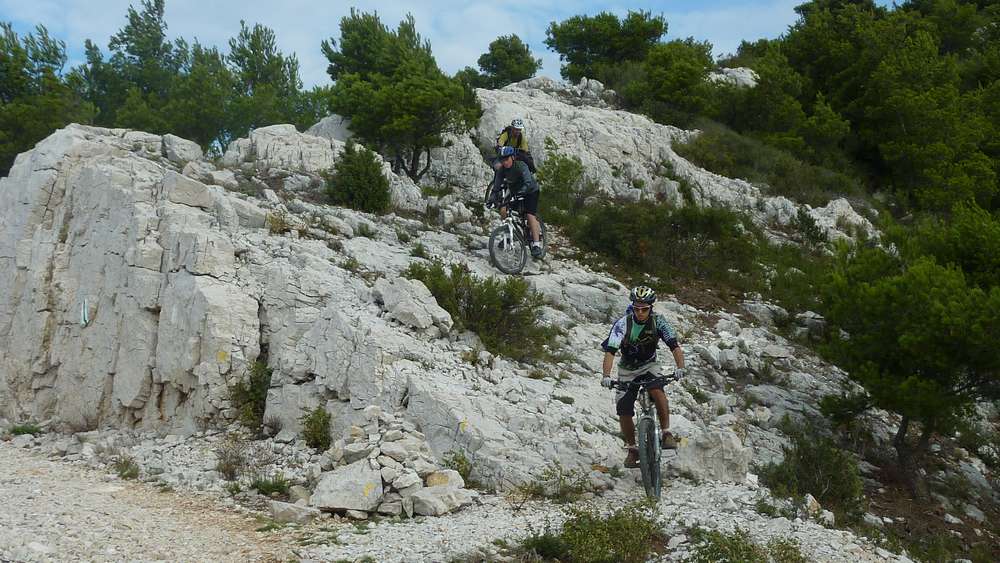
[442,449,473,483]
[229,360,272,431]
[688,528,807,563]
[250,472,290,497]
[535,137,598,222]
[673,122,863,207]
[11,423,42,436]
[299,406,332,451]
[266,211,292,235]
[214,432,278,481]
[519,503,661,563]
[565,201,759,293]
[325,139,391,214]
[515,461,591,504]
[403,260,558,362]
[758,425,865,523]
[112,454,140,480]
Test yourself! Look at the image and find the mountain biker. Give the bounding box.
[489,145,543,258]
[494,118,536,173]
[600,286,686,468]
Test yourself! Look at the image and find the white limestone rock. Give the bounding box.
[311,460,384,512]
[161,134,203,165]
[674,428,751,483]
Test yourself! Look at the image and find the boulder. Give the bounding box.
[270,500,321,524]
[674,428,750,483]
[311,460,384,512]
[162,134,203,164]
[372,278,453,333]
[409,485,475,516]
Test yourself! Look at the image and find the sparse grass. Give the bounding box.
[113,454,140,480]
[518,503,662,563]
[421,185,454,198]
[354,222,378,239]
[266,211,292,235]
[515,462,591,504]
[684,381,709,404]
[396,229,412,243]
[11,423,41,435]
[225,482,243,496]
[341,256,361,272]
[229,360,272,431]
[442,450,474,484]
[250,472,291,497]
[410,242,429,259]
[214,432,278,481]
[554,395,575,405]
[688,527,767,562]
[299,406,332,451]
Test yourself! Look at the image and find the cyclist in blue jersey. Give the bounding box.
[600,286,686,468]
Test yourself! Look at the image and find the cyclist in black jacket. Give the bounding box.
[489,146,543,257]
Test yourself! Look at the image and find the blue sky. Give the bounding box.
[1,0,816,87]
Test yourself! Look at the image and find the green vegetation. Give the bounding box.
[229,360,272,431]
[299,406,332,451]
[672,122,862,207]
[688,528,807,563]
[250,472,290,497]
[403,260,558,362]
[322,9,480,180]
[325,139,391,213]
[519,503,661,563]
[10,423,42,435]
[514,462,591,504]
[112,454,140,480]
[456,34,542,89]
[758,425,865,523]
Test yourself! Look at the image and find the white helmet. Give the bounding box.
[510,118,524,130]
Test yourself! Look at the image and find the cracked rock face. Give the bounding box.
[1,87,878,493]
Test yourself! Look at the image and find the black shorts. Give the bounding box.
[517,190,539,216]
[614,372,666,417]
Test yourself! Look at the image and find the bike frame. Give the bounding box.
[612,376,672,500]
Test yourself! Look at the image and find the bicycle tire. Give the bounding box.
[489,223,527,274]
[636,417,661,499]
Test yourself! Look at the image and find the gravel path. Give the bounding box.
[0,442,293,563]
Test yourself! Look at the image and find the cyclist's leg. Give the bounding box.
[615,368,642,465]
[522,192,540,242]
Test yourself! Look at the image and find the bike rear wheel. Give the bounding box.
[636,417,661,499]
[489,223,527,274]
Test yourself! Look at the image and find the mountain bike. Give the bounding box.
[610,375,675,500]
[484,183,546,275]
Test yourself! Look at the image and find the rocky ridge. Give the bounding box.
[0,76,994,561]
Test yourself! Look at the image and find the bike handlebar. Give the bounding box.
[608,375,677,390]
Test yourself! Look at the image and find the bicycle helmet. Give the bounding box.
[498,146,517,159]
[629,285,657,305]
[510,118,525,130]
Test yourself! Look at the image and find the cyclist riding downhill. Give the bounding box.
[600,286,686,468]
[489,145,543,258]
[494,117,536,172]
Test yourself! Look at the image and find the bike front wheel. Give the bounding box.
[636,417,662,499]
[489,223,527,274]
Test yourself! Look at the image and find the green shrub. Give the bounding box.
[442,450,473,483]
[536,137,598,221]
[767,537,809,563]
[689,528,767,563]
[520,504,661,563]
[515,461,591,504]
[325,139,391,214]
[794,207,827,246]
[566,201,759,293]
[299,406,332,451]
[214,432,278,481]
[113,454,140,480]
[230,361,272,431]
[403,260,558,362]
[11,423,41,435]
[673,122,863,207]
[266,211,292,235]
[250,472,290,497]
[410,242,428,259]
[758,425,865,523]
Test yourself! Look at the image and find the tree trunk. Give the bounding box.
[892,416,929,499]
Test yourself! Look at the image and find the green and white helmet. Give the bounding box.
[629,285,656,305]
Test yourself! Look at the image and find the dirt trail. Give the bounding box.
[0,442,294,563]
